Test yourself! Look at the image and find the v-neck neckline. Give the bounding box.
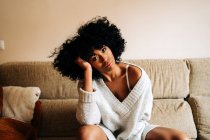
[97,68,146,116]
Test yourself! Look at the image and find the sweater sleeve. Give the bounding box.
[76,80,101,125]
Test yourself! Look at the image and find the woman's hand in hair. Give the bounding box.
[75,57,93,92]
[75,57,92,71]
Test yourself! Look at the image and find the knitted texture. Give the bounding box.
[76,68,156,140]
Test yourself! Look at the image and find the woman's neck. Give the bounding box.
[102,62,125,82]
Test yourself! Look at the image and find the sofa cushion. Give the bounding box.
[2,86,40,123]
[31,100,42,130]
[188,96,210,139]
[150,99,197,139]
[187,58,210,96]
[127,59,189,99]
[199,133,210,140]
[38,99,79,137]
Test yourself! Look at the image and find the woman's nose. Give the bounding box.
[100,54,108,62]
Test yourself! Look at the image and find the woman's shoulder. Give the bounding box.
[121,61,142,77]
[128,64,142,87]
[121,62,143,89]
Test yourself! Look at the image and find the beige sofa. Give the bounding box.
[0,58,210,140]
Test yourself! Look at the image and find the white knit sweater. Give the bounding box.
[76,67,156,140]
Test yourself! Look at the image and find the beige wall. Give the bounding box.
[0,0,210,64]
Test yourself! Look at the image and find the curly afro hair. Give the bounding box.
[51,16,126,81]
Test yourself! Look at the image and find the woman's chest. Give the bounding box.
[105,77,130,102]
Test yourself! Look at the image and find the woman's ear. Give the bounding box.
[115,57,121,64]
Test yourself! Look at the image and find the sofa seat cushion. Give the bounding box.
[150,99,197,139]
[199,133,210,140]
[188,96,210,140]
[38,99,80,137]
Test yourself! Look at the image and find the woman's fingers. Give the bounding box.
[75,57,92,70]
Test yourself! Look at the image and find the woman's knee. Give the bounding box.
[172,132,190,140]
[77,125,107,140]
[146,127,190,140]
[78,125,96,139]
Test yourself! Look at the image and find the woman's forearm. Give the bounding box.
[82,67,93,92]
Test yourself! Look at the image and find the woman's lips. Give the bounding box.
[105,61,112,68]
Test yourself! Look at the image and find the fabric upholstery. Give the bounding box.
[126,59,189,99]
[199,133,210,140]
[0,118,37,140]
[0,62,79,99]
[2,86,40,123]
[0,86,41,140]
[38,99,79,137]
[150,99,197,139]
[31,101,42,131]
[186,58,210,96]
[188,96,210,139]
[0,86,3,117]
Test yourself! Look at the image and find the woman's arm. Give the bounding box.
[75,57,101,125]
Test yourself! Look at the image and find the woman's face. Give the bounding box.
[88,45,116,73]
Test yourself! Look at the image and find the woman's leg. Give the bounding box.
[145,127,190,140]
[77,125,108,140]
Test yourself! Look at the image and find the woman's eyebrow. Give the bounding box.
[89,53,96,58]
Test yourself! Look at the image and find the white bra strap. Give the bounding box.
[126,65,131,92]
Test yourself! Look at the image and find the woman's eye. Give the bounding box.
[102,47,106,53]
[92,56,98,62]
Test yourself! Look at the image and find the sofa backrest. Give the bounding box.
[0,60,190,99]
[127,59,189,99]
[0,62,78,99]
[187,58,210,96]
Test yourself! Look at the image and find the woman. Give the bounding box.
[51,17,189,140]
